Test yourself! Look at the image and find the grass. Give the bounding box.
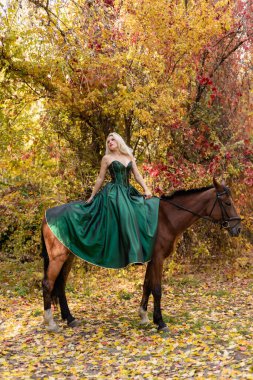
[206,289,230,297]
[166,275,201,288]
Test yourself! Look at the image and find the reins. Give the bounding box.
[160,189,242,230]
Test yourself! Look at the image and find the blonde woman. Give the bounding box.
[46,132,160,268]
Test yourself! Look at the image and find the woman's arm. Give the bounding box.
[131,160,152,199]
[86,156,108,203]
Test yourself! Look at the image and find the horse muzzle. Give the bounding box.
[221,218,242,237]
[228,225,242,237]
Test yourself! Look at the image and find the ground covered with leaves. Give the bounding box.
[1,258,253,379]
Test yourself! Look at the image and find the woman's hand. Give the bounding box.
[131,160,153,199]
[86,196,94,204]
[144,189,152,199]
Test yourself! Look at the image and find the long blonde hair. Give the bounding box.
[105,132,133,157]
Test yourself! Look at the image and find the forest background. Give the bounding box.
[0,0,252,267]
[1,2,253,378]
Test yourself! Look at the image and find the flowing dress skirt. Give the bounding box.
[46,183,160,269]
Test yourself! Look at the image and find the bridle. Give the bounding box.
[161,189,242,230]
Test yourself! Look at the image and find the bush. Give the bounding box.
[0,184,51,261]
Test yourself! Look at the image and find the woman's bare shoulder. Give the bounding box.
[101,155,111,166]
[123,153,134,162]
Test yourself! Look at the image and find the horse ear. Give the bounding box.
[213,177,223,192]
[221,178,226,187]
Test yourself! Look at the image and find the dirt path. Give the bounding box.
[1,265,253,379]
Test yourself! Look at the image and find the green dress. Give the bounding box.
[46,160,160,269]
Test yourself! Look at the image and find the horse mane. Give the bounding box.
[161,185,215,200]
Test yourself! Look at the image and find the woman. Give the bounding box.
[46,132,160,268]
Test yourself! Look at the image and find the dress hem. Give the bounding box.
[44,211,151,270]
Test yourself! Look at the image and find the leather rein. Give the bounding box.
[161,189,242,230]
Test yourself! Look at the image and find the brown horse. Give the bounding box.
[41,178,241,332]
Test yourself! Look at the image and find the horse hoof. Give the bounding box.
[158,326,169,333]
[46,324,61,333]
[140,318,150,325]
[139,307,150,324]
[68,319,81,328]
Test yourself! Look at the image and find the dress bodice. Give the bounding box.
[108,160,132,186]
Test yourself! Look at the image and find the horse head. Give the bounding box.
[210,177,242,237]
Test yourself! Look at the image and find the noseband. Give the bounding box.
[162,189,242,230]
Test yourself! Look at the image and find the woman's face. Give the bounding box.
[107,135,118,152]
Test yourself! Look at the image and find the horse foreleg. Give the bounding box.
[139,262,152,324]
[150,258,168,332]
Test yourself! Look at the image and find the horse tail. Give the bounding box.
[41,225,62,306]
[41,228,49,273]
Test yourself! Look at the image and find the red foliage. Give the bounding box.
[197,75,213,86]
[244,167,253,186]
[143,155,210,193]
[104,0,114,6]
[21,152,32,161]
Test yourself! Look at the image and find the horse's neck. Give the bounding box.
[164,189,213,232]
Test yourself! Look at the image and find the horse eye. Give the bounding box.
[225,201,231,206]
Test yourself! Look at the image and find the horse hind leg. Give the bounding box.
[42,276,60,332]
[139,262,152,324]
[43,256,69,332]
[58,254,80,327]
[59,289,79,327]
[42,232,58,332]
[42,222,69,332]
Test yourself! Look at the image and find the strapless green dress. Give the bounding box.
[45,160,160,269]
